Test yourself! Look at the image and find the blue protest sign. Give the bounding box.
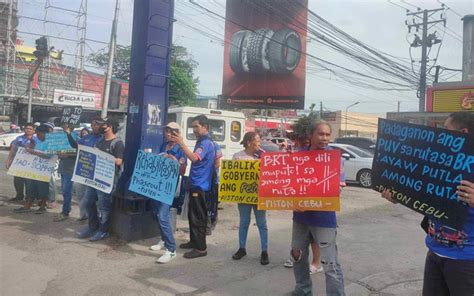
[35,132,77,154]
[128,150,180,205]
[372,119,474,229]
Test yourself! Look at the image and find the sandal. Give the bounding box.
[309,264,323,274]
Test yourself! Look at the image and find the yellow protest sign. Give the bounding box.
[219,160,260,205]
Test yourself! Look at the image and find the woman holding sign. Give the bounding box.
[231,132,269,265]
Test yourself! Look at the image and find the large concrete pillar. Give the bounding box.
[112,0,174,241]
[462,15,474,81]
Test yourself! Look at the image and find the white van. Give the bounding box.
[167,106,246,160]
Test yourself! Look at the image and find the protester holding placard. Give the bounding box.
[53,124,78,222]
[290,121,345,296]
[68,118,102,222]
[77,117,124,242]
[381,111,474,296]
[230,132,270,265]
[13,124,53,214]
[6,122,37,202]
[43,122,58,209]
[170,115,216,259]
[149,122,187,264]
[284,135,323,274]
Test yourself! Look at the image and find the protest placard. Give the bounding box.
[7,147,58,182]
[72,145,115,193]
[35,132,77,154]
[128,150,180,205]
[258,150,341,211]
[219,160,260,205]
[61,106,83,125]
[372,119,474,229]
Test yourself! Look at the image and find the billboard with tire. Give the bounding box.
[221,0,308,110]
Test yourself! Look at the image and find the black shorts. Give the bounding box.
[26,179,49,200]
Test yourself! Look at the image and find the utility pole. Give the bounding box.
[397,101,401,112]
[320,101,323,119]
[406,7,445,112]
[27,60,43,122]
[101,0,120,118]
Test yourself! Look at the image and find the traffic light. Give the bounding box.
[34,36,48,59]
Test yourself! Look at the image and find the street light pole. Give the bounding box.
[345,101,359,136]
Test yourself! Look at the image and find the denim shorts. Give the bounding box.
[26,179,49,200]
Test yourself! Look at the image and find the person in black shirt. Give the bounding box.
[77,117,124,242]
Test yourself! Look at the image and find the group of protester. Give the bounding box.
[5,111,474,296]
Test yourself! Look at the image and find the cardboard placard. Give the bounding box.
[258,150,341,211]
[372,119,474,229]
[72,145,115,193]
[219,160,260,205]
[61,106,83,125]
[35,132,77,154]
[7,147,58,182]
[128,150,180,205]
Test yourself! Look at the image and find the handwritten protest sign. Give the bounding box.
[372,119,474,229]
[7,147,58,182]
[35,132,77,154]
[219,160,260,204]
[61,106,82,125]
[258,150,341,211]
[128,150,180,205]
[72,145,115,193]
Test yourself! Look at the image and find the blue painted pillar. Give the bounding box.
[112,0,174,241]
[122,0,174,186]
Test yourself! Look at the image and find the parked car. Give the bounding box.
[332,137,376,153]
[0,132,21,149]
[260,141,280,152]
[329,143,373,188]
[264,137,294,151]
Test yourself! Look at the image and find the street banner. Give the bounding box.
[61,106,83,125]
[221,0,308,109]
[7,147,58,182]
[219,160,260,205]
[128,150,180,205]
[372,119,474,229]
[72,145,115,194]
[35,132,77,154]
[258,150,341,211]
[53,89,101,109]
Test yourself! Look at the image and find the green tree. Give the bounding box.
[291,103,320,140]
[88,44,199,106]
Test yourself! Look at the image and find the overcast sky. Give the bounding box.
[18,0,473,114]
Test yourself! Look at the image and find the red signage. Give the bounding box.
[258,150,341,211]
[221,0,308,109]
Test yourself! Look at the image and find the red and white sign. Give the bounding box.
[53,89,101,109]
[258,150,341,211]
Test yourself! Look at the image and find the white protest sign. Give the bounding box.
[72,145,116,193]
[7,147,58,182]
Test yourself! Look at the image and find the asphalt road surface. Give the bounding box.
[0,150,427,296]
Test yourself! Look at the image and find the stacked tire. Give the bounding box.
[229,27,301,75]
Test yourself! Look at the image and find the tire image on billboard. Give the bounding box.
[246,28,274,74]
[229,27,301,75]
[268,28,301,74]
[230,30,251,74]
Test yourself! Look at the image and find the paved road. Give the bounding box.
[0,150,427,295]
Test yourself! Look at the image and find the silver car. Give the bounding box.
[329,143,373,188]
